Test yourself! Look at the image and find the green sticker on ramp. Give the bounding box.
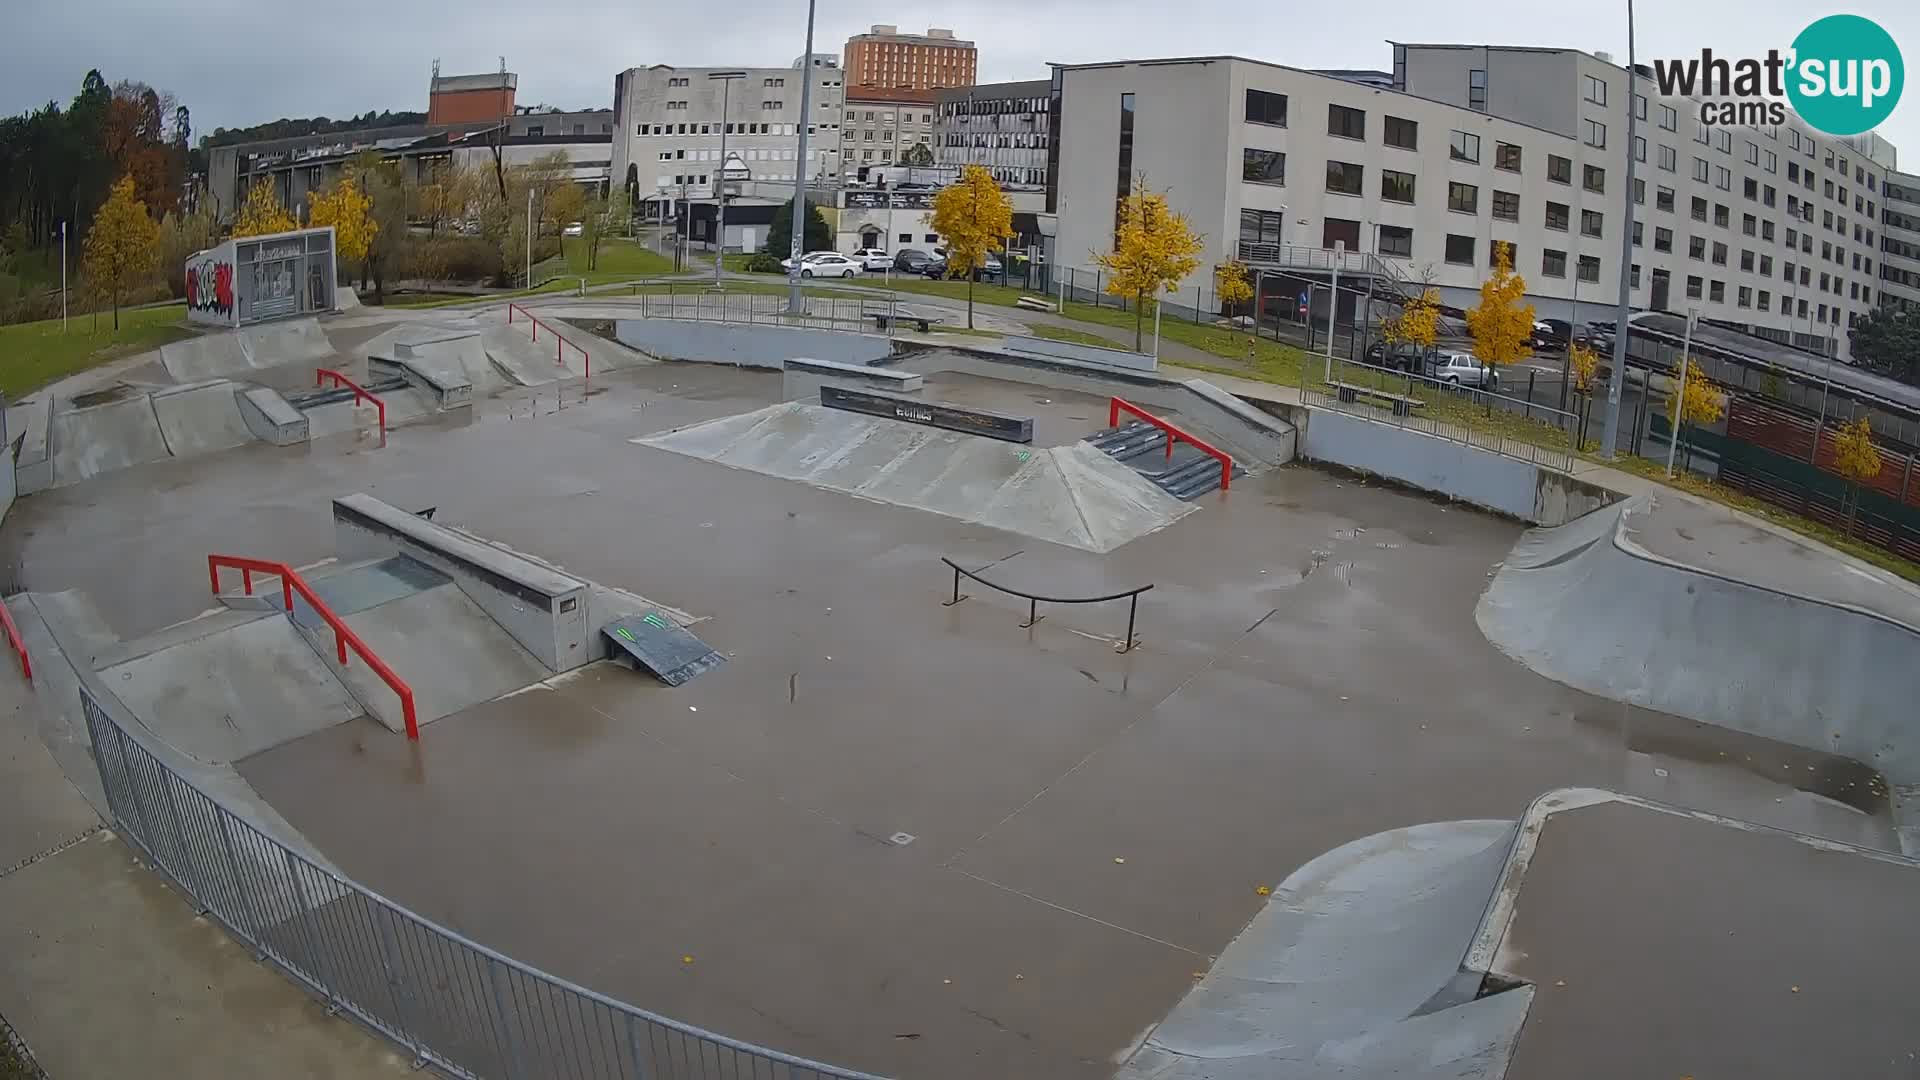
[642,612,669,629]
[615,626,637,643]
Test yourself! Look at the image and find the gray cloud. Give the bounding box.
[4,0,1915,157]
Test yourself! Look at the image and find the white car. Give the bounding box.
[779,250,842,272]
[851,248,893,272]
[562,222,584,237]
[795,253,862,279]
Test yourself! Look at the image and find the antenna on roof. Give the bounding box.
[500,56,507,75]
[432,58,440,80]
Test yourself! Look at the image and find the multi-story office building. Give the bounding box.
[1051,44,1900,363]
[610,60,845,222]
[934,79,1052,190]
[1882,171,1920,315]
[842,26,976,91]
[839,87,936,180]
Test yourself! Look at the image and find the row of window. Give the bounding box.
[637,122,798,137]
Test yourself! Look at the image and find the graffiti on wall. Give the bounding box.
[186,258,234,319]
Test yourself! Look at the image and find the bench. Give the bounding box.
[868,311,941,333]
[1325,380,1425,418]
[1015,295,1058,313]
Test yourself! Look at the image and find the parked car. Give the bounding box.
[1533,319,1598,351]
[1427,350,1501,390]
[923,250,1003,280]
[562,222,584,238]
[796,253,862,279]
[893,248,935,273]
[778,251,843,272]
[1530,320,1560,350]
[1365,340,1431,371]
[852,248,893,272]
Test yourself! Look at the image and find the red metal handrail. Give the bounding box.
[208,555,420,740]
[316,368,388,432]
[507,302,591,380]
[1109,396,1234,492]
[0,599,30,681]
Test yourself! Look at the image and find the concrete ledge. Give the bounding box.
[612,319,893,369]
[12,396,53,495]
[1003,333,1158,372]
[785,356,923,390]
[370,350,474,410]
[236,387,308,446]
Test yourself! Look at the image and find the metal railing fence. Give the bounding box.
[80,683,883,1080]
[1301,355,1580,473]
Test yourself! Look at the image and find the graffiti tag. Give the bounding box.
[186,259,235,316]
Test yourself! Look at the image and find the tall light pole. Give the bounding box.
[1666,306,1697,477]
[1600,0,1642,459]
[709,71,747,290]
[786,0,819,314]
[60,220,68,332]
[526,187,534,290]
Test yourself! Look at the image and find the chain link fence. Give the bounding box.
[79,682,882,1080]
[1301,355,1579,473]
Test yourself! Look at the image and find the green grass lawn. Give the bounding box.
[558,235,677,280]
[0,304,191,399]
[1028,324,1127,349]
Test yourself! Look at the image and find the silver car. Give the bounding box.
[1427,350,1501,390]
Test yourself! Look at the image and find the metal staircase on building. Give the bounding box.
[1236,242,1419,306]
[1084,421,1242,501]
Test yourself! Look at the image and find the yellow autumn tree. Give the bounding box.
[1465,241,1535,373]
[234,177,296,237]
[81,175,161,330]
[307,171,378,270]
[1830,415,1883,536]
[928,165,1015,329]
[1096,180,1205,351]
[1384,288,1442,353]
[1666,360,1725,470]
[1215,260,1254,316]
[1567,342,1600,394]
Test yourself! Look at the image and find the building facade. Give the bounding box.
[427,71,517,125]
[1051,46,1900,364]
[842,26,976,91]
[934,79,1052,190]
[839,88,936,180]
[1882,170,1920,315]
[611,61,845,219]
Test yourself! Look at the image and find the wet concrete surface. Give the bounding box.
[3,357,1901,1079]
[916,371,1115,448]
[1498,799,1920,1080]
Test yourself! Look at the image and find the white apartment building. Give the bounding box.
[610,61,845,222]
[839,88,936,181]
[1051,45,1901,363]
[934,79,1052,190]
[1882,170,1920,315]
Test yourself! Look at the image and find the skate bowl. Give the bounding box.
[1477,495,1920,848]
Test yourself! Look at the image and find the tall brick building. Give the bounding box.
[842,26,976,91]
[427,71,517,125]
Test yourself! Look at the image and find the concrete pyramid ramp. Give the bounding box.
[391,327,510,395]
[151,379,256,456]
[481,326,572,386]
[1121,820,1526,1079]
[314,582,550,733]
[99,612,366,765]
[638,402,1196,552]
[50,393,172,486]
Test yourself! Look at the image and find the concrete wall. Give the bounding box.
[613,320,895,369]
[1003,334,1157,372]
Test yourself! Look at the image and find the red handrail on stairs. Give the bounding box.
[316,368,388,432]
[208,555,419,740]
[1109,396,1234,492]
[507,302,591,379]
[0,600,30,681]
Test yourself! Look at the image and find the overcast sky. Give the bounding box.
[6,0,1916,160]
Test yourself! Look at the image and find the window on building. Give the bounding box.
[1763,220,1775,241]
[1715,128,1732,153]
[1715,166,1731,191]
[1547,154,1571,184]
[1710,280,1726,302]
[1738,286,1752,308]
[1380,168,1416,203]
[1765,150,1778,173]
[1325,160,1364,195]
[1693,157,1711,182]
[1657,186,1676,212]
[1689,235,1707,260]
[1741,249,1755,272]
[1447,181,1479,214]
[1691,196,1709,222]
[1788,161,1800,181]
[1583,119,1606,148]
[1450,130,1481,163]
[1582,209,1604,237]
[1242,148,1286,186]
[1239,208,1286,246]
[1578,254,1601,283]
[1658,145,1677,172]
[1655,227,1673,252]
[1745,140,1760,165]
[1764,185,1777,207]
[1384,115,1417,150]
[1494,142,1521,171]
[1583,74,1607,104]
[1115,93,1135,237]
[1686,274,1703,299]
[1468,69,1487,111]
[1758,290,1770,311]
[1545,201,1570,230]
[1696,119,1712,145]
[1712,240,1728,265]
[1328,104,1366,139]
[1634,136,1647,163]
[1378,224,1414,258]
[1742,213,1757,236]
[1714,203,1730,228]
[1245,88,1288,127]
[1659,103,1678,130]
[1633,178,1646,205]
[1445,234,1476,264]
[1633,221,1644,246]
[1584,164,1605,193]
[1543,249,1568,277]
[1492,190,1520,221]
[1635,93,1648,120]
[1744,177,1759,201]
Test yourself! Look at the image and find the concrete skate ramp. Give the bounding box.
[158,317,335,381]
[151,379,256,456]
[638,401,1197,552]
[50,394,172,486]
[481,327,569,386]
[393,327,506,395]
[100,612,366,765]
[1477,495,1920,787]
[242,316,334,367]
[1120,820,1526,1079]
[318,583,550,733]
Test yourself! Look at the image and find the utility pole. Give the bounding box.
[1600,0,1642,459]
[60,220,68,332]
[710,71,746,290]
[786,0,819,315]
[1325,240,1343,381]
[525,187,534,289]
[1666,306,1696,477]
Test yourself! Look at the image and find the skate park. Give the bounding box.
[4,283,1919,1079]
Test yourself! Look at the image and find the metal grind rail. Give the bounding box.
[1109,397,1234,492]
[207,554,420,740]
[315,368,388,432]
[0,599,29,680]
[941,557,1154,653]
[507,302,591,379]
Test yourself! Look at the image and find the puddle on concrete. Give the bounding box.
[70,384,137,408]
[1575,706,1890,815]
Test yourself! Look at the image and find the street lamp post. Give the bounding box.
[1666,306,1697,477]
[526,188,534,290]
[710,71,747,290]
[787,0,819,315]
[60,220,68,332]
[1600,0,1643,459]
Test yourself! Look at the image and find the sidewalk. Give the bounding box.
[0,676,413,1079]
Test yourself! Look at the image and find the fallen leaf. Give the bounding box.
[893,1033,922,1040]
[1113,857,1127,864]
[681,955,695,964]
[1791,985,1800,993]
[1255,886,1272,896]
[1554,979,1567,987]
[1014,973,1025,981]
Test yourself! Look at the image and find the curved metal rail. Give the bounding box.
[940,557,1154,653]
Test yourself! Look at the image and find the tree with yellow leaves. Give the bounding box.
[1830,415,1883,537]
[1214,260,1253,317]
[1383,288,1442,354]
[1567,342,1600,395]
[234,177,296,237]
[307,171,377,268]
[1096,180,1204,351]
[81,175,161,330]
[1465,241,1535,374]
[1666,360,1725,471]
[928,165,1015,330]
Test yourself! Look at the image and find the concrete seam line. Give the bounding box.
[0,821,104,880]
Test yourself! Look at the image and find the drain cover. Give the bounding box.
[889,832,916,846]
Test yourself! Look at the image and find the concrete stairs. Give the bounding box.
[1085,420,1243,500]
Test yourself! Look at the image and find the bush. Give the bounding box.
[413,236,502,283]
[744,251,785,274]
